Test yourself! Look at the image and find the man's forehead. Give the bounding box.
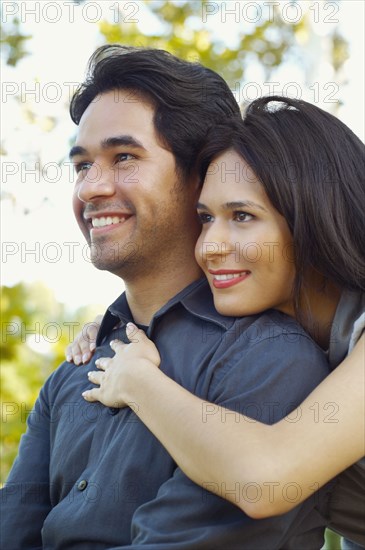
[73,91,156,151]
[79,89,154,123]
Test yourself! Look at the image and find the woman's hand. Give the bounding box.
[82,323,161,407]
[65,315,102,365]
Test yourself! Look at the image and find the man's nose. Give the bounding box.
[77,163,116,202]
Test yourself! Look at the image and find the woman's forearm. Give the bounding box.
[123,335,365,517]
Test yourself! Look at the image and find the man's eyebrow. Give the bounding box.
[196,200,267,212]
[69,135,145,160]
[69,145,87,159]
[100,135,145,150]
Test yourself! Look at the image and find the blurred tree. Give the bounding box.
[99,0,303,84]
[0,282,99,483]
[0,17,31,66]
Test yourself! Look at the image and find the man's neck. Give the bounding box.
[124,264,203,325]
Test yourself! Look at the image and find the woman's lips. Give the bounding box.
[209,270,251,289]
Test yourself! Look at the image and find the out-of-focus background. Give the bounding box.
[1,2,364,546]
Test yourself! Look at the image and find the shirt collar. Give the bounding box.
[96,278,234,345]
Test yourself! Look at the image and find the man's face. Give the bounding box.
[71,90,200,281]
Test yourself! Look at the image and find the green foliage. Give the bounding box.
[99,0,302,85]
[0,282,99,483]
[331,30,349,72]
[0,17,31,66]
[323,529,342,550]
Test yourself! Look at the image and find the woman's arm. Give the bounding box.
[81,325,365,518]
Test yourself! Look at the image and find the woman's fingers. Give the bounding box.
[85,318,102,347]
[65,314,102,365]
[67,341,85,366]
[110,339,127,352]
[95,357,112,370]
[65,343,74,363]
[82,388,101,402]
[87,370,104,385]
[125,323,161,366]
[126,322,145,343]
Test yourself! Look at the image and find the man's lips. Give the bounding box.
[208,269,251,289]
[84,212,133,232]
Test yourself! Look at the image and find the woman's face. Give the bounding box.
[195,150,296,317]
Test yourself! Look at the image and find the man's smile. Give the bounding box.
[83,211,134,235]
[91,216,127,228]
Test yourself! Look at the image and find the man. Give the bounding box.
[1,45,330,549]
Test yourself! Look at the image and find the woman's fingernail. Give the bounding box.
[82,353,89,363]
[74,354,82,365]
[66,355,72,362]
[90,343,96,351]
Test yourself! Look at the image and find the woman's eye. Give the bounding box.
[197,212,213,224]
[234,211,254,222]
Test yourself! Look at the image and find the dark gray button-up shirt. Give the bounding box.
[1,279,331,549]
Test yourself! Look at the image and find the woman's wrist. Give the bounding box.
[122,359,163,405]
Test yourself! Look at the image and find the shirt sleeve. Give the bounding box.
[119,328,331,549]
[0,379,52,550]
[327,310,365,547]
[349,311,365,353]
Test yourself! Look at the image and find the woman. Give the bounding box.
[68,97,365,548]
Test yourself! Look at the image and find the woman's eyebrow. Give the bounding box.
[196,200,267,212]
[223,201,267,212]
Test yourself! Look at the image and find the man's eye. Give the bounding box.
[234,211,254,222]
[197,212,213,224]
[115,153,135,163]
[75,162,92,175]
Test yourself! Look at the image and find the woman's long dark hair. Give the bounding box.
[198,96,365,315]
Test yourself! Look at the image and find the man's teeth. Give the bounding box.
[92,216,125,228]
[214,272,247,281]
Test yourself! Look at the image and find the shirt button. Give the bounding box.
[77,479,88,491]
[109,407,120,416]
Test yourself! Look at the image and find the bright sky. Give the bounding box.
[1,0,364,312]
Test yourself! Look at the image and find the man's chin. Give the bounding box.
[89,257,120,272]
[88,254,136,278]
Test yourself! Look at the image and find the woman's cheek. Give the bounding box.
[194,233,205,269]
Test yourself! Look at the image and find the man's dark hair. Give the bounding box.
[70,45,240,180]
[198,96,365,315]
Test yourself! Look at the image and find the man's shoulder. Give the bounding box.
[219,309,325,371]
[181,279,314,336]
[231,308,318,343]
[37,358,88,405]
[182,279,316,345]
